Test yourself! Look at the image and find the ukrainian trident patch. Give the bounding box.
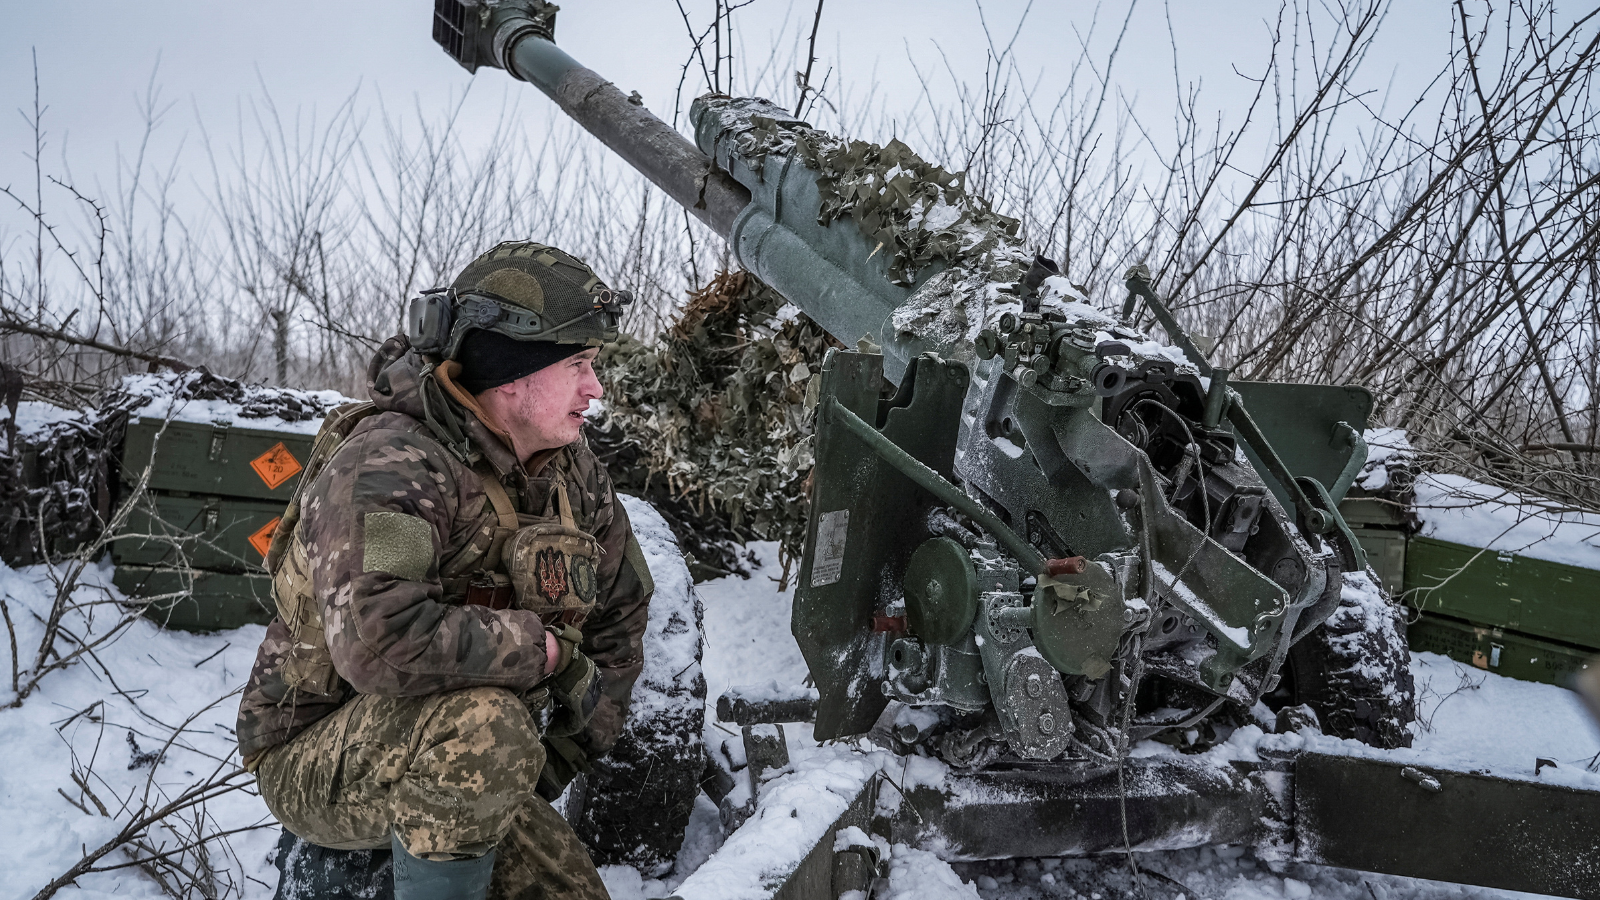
[534,546,569,601]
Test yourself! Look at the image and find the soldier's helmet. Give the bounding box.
[406,241,632,360]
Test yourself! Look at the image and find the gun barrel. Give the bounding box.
[501,34,750,237]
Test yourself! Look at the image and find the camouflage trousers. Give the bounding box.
[255,687,608,900]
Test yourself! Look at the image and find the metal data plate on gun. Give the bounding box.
[795,349,970,740]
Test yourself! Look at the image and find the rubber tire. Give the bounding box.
[1284,568,1416,749]
[568,497,709,877]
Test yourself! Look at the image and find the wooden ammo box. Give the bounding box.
[114,415,312,632]
[1339,488,1599,686]
[1403,538,1599,685]
[1338,491,1410,595]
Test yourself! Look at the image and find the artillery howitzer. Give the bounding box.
[428,4,1600,897]
[432,0,1396,757]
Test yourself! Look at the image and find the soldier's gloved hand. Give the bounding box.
[545,625,599,739]
[544,624,583,676]
[535,733,590,801]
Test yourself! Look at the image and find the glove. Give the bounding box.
[535,733,590,801]
[544,625,599,739]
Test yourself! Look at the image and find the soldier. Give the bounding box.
[236,242,653,900]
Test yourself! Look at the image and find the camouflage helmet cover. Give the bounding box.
[440,241,627,357]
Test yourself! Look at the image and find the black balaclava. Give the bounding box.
[455,329,585,395]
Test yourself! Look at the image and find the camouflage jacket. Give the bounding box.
[236,338,652,766]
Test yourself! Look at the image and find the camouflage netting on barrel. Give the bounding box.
[586,271,839,582]
[730,107,1025,288]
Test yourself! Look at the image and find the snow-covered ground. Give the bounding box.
[3,535,1597,900]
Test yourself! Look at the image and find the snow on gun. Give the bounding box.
[430,3,1600,898]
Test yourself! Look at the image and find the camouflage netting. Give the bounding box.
[796,136,1022,286]
[706,96,1085,365]
[585,270,840,582]
[1,394,132,567]
[734,111,1025,288]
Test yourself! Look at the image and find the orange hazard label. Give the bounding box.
[248,516,281,559]
[250,442,303,490]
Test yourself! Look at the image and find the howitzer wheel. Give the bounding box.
[1278,567,1416,749]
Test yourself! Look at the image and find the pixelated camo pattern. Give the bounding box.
[238,338,651,775]
[258,686,606,900]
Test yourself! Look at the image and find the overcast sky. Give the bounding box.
[1,1,1455,244]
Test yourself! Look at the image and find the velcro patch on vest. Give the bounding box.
[363,511,433,582]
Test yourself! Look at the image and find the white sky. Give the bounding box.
[0,1,1455,247]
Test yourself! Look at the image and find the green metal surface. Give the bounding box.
[1230,381,1373,510]
[1346,525,1408,595]
[1338,493,1600,685]
[884,755,1276,859]
[1295,750,1600,898]
[113,565,274,632]
[1338,492,1411,528]
[122,417,312,502]
[1405,535,1600,649]
[1408,611,1595,685]
[1135,455,1294,687]
[1122,267,1216,379]
[827,397,1044,573]
[903,537,979,646]
[795,350,970,740]
[113,493,283,572]
[1030,559,1130,679]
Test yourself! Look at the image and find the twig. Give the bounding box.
[794,0,826,117]
[1,599,18,702]
[192,643,230,669]
[27,770,251,900]
[0,316,194,373]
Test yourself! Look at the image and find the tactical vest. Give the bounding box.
[264,403,602,699]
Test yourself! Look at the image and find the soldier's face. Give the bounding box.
[480,348,603,459]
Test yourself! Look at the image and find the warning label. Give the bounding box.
[250,442,303,490]
[248,517,281,558]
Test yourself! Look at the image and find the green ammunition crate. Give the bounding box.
[1347,526,1408,596]
[121,416,314,502]
[113,565,274,632]
[1338,493,1411,529]
[113,493,285,572]
[1408,611,1594,685]
[116,415,310,631]
[1404,536,1600,650]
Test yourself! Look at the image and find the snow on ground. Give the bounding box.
[1309,651,1600,789]
[2,539,1595,900]
[0,558,278,900]
[695,541,811,707]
